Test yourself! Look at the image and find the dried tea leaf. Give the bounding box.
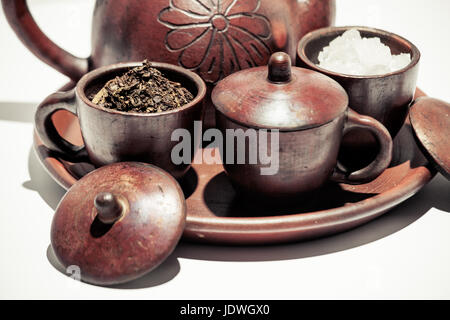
[92,87,108,104]
[90,60,194,113]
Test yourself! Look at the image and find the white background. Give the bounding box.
[0,0,449,299]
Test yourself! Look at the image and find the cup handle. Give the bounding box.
[35,88,88,162]
[1,0,88,80]
[331,109,393,184]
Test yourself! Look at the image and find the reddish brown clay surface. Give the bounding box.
[34,86,434,244]
[409,97,450,180]
[51,162,186,285]
[212,52,348,130]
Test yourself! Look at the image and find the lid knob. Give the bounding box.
[94,192,124,224]
[268,52,292,83]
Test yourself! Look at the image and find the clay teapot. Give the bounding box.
[2,0,335,84]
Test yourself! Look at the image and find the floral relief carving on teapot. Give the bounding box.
[158,0,272,84]
[2,0,335,84]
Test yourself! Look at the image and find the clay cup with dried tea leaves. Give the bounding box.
[35,61,206,178]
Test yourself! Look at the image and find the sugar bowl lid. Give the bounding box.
[51,162,186,286]
[409,97,450,180]
[212,52,349,131]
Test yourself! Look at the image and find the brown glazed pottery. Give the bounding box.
[297,26,420,144]
[409,97,450,180]
[51,162,186,285]
[2,0,335,127]
[34,61,206,179]
[212,52,393,199]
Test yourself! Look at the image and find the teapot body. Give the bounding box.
[90,0,335,84]
[3,0,334,83]
[3,0,334,126]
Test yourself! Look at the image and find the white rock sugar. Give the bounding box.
[317,29,411,75]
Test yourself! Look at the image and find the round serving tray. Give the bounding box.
[33,85,435,244]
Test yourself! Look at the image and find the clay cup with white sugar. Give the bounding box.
[297,26,420,152]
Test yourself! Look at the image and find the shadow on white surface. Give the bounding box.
[46,245,181,290]
[23,148,66,210]
[0,102,37,123]
[175,173,449,261]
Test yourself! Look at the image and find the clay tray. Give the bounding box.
[33,84,435,245]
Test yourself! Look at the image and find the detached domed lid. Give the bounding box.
[51,162,186,286]
[409,97,450,180]
[212,52,349,131]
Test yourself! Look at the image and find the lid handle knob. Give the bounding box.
[268,52,292,83]
[94,192,123,224]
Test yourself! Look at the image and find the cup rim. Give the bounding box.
[297,25,421,79]
[76,61,206,117]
